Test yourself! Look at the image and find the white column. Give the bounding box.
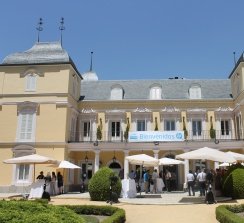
[124,150,129,179]
[94,150,100,173]
[153,149,159,172]
[184,159,189,183]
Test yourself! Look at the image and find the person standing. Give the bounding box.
[50,172,56,196]
[187,170,195,196]
[36,171,44,180]
[165,169,171,192]
[152,169,158,193]
[57,172,63,194]
[129,170,135,180]
[143,170,149,193]
[197,168,206,196]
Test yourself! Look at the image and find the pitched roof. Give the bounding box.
[80,79,232,100]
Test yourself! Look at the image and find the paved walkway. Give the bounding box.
[0,191,231,205]
[52,191,231,205]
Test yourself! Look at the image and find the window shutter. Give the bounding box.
[19,113,34,141]
[26,75,36,91]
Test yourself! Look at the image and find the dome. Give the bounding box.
[2,42,71,64]
[82,71,98,81]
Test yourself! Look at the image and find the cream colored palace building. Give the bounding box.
[0,41,244,192]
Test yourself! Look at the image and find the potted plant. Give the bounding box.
[183,117,188,140]
[124,117,130,141]
[96,118,103,140]
[154,117,159,131]
[209,116,216,139]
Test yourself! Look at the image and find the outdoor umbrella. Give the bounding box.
[225,151,244,161]
[218,162,232,167]
[126,154,158,195]
[50,160,81,193]
[176,147,236,163]
[159,157,184,165]
[125,154,159,166]
[51,160,81,169]
[3,154,57,179]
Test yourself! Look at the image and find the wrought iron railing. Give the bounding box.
[68,129,244,143]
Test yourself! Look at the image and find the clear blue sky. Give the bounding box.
[0,1,244,80]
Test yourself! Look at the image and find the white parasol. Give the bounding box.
[159,157,184,165]
[225,151,244,161]
[176,147,236,163]
[125,154,159,166]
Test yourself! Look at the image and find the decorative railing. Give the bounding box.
[68,129,244,143]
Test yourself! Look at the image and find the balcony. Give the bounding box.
[68,129,244,143]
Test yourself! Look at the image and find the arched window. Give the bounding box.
[150,85,162,99]
[110,85,124,100]
[189,84,201,99]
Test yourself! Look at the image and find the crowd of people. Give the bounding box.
[127,168,176,193]
[186,168,226,204]
[36,171,64,195]
[125,166,226,203]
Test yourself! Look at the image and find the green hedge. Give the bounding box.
[88,167,122,201]
[64,205,126,223]
[222,166,244,199]
[0,200,85,223]
[216,204,244,223]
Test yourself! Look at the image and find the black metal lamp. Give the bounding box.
[85,152,88,163]
[112,151,116,163]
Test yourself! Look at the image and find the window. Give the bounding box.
[83,122,90,137]
[110,85,124,100]
[192,120,202,136]
[150,87,162,99]
[26,74,36,91]
[221,120,230,135]
[17,164,30,181]
[17,111,36,142]
[111,121,120,137]
[137,120,146,131]
[164,120,175,131]
[189,85,201,99]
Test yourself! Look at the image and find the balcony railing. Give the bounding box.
[68,129,244,143]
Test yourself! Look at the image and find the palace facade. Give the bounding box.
[0,41,244,192]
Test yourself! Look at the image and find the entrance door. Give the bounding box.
[109,162,121,175]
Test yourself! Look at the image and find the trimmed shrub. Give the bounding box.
[216,204,244,223]
[64,205,126,223]
[88,167,122,201]
[222,164,244,199]
[0,200,85,223]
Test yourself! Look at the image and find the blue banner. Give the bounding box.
[128,131,184,142]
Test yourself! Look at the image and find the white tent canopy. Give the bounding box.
[125,154,159,166]
[226,151,244,161]
[176,147,236,163]
[159,157,184,165]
